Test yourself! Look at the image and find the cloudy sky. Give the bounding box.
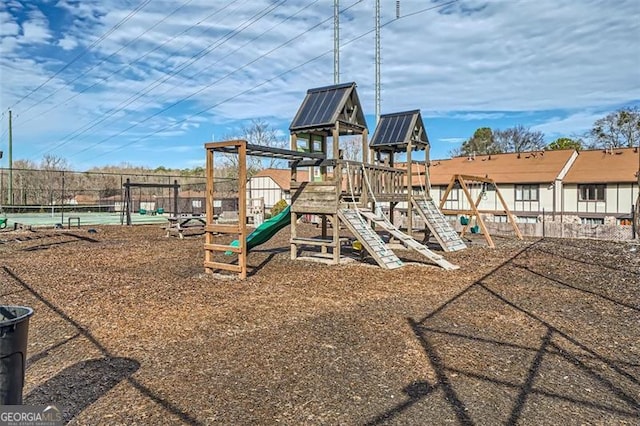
[0,0,638,170]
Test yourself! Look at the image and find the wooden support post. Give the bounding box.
[173,179,179,215]
[290,133,298,182]
[406,141,413,237]
[495,182,524,240]
[321,135,328,244]
[291,211,298,260]
[125,178,132,226]
[438,175,457,210]
[332,124,342,263]
[332,214,341,264]
[238,142,247,279]
[459,176,495,248]
[290,133,298,260]
[205,149,214,272]
[362,128,369,164]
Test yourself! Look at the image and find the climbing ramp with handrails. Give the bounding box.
[337,208,404,270]
[412,198,467,252]
[358,208,459,271]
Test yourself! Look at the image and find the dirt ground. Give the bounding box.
[1,224,638,425]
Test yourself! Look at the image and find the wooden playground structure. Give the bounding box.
[203,82,519,279]
[439,174,523,249]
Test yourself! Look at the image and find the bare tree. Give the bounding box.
[494,125,545,153]
[218,119,287,178]
[340,136,363,161]
[588,107,640,149]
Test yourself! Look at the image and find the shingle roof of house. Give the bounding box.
[252,169,309,190]
[425,149,577,186]
[563,148,639,183]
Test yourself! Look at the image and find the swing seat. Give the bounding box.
[139,208,147,215]
[460,216,469,225]
[156,208,164,215]
[471,225,480,234]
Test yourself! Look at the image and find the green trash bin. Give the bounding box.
[0,306,34,405]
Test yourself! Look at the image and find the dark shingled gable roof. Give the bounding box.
[370,110,429,152]
[289,82,367,132]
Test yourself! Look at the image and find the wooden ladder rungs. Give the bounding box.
[291,237,337,247]
[206,224,241,234]
[204,261,242,273]
[204,243,241,253]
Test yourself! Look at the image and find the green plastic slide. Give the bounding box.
[227,205,291,254]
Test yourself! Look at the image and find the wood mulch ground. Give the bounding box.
[0,224,638,425]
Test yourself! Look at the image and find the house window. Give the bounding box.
[578,184,605,201]
[581,217,604,225]
[515,184,539,201]
[516,216,538,224]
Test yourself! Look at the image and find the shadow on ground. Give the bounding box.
[366,239,640,424]
[25,357,139,423]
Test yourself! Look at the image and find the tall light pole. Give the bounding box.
[334,0,340,84]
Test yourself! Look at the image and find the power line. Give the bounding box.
[67,0,363,161]
[43,0,453,164]
[10,0,153,110]
[29,0,263,160]
[16,0,196,120]
[17,1,246,130]
[74,0,321,138]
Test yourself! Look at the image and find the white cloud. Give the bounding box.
[439,137,466,144]
[0,0,638,168]
[19,8,52,44]
[0,11,19,36]
[57,35,78,50]
[532,111,605,138]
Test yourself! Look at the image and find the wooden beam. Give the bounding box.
[205,139,246,150]
[204,243,241,253]
[438,175,457,210]
[206,224,241,234]
[203,261,242,273]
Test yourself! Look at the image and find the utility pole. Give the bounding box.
[375,0,381,125]
[8,109,12,206]
[334,0,340,84]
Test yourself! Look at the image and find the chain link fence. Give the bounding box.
[0,168,238,226]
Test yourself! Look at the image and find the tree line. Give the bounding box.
[451,106,640,157]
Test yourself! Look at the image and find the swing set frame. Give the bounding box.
[439,174,523,248]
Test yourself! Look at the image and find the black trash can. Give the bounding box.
[0,306,34,405]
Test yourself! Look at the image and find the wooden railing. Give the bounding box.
[337,160,406,201]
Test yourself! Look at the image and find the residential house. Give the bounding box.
[561,147,638,224]
[247,169,308,212]
[248,148,639,225]
[424,149,579,223]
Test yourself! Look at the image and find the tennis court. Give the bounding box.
[1,210,168,228]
